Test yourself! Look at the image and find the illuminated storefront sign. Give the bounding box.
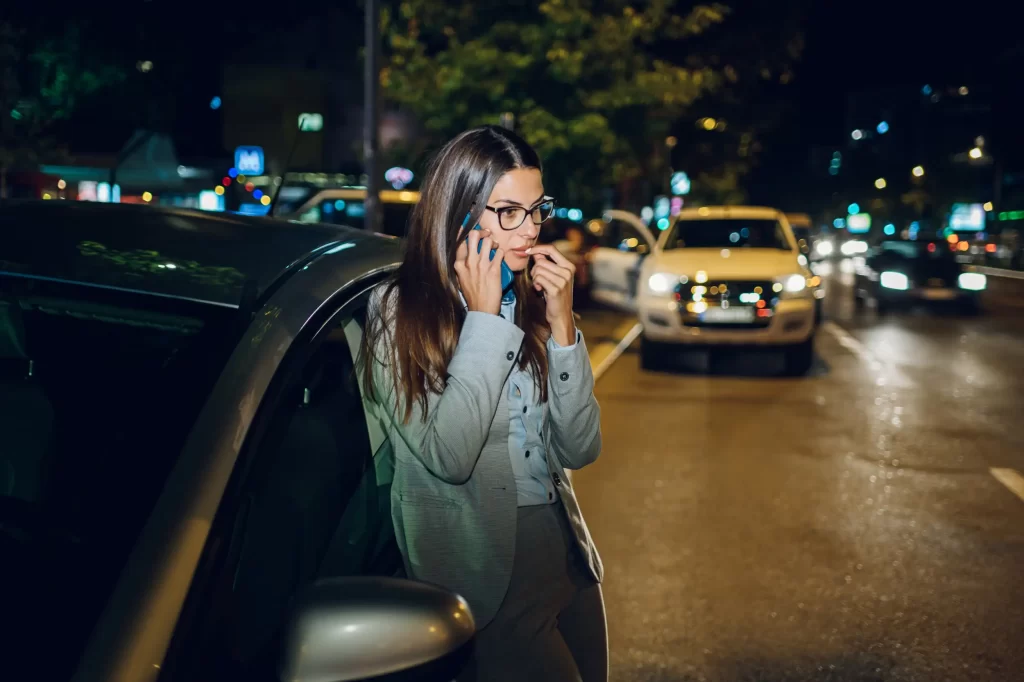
[949,203,985,231]
[298,113,323,132]
[234,146,265,175]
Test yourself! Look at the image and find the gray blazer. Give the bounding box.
[368,286,603,628]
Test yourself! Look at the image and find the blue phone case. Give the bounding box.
[466,217,515,291]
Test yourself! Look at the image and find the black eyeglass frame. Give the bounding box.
[483,197,557,231]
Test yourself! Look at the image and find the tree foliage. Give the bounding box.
[0,20,124,196]
[382,0,730,209]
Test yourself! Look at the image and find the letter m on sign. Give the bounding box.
[234,146,265,175]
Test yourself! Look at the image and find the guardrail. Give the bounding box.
[970,266,1024,310]
[969,265,1024,281]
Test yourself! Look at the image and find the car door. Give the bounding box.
[588,210,658,311]
[161,290,403,681]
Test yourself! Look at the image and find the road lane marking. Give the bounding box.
[822,321,919,388]
[990,468,1024,503]
[590,320,643,382]
[822,321,883,371]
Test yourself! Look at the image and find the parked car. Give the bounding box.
[541,216,600,303]
[853,238,986,314]
[0,201,474,682]
[585,209,657,311]
[282,187,421,237]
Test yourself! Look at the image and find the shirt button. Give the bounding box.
[507,351,515,361]
[559,372,569,381]
[522,406,528,414]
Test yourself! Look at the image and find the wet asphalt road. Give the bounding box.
[572,263,1024,682]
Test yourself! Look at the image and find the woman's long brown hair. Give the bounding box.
[361,126,550,423]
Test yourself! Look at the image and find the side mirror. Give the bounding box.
[278,577,475,682]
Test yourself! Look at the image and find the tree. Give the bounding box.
[0,20,124,197]
[664,0,808,205]
[381,0,730,211]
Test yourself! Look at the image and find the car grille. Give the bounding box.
[674,279,777,328]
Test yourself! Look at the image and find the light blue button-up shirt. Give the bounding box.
[460,291,579,506]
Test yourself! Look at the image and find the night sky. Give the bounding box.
[14,1,1015,197]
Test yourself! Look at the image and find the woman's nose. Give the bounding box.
[520,216,540,237]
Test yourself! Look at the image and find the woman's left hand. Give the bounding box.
[526,244,577,346]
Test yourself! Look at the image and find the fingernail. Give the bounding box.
[525,248,532,254]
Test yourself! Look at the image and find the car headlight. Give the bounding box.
[880,271,909,290]
[841,240,868,256]
[646,272,679,296]
[773,273,810,298]
[816,240,834,257]
[958,272,986,291]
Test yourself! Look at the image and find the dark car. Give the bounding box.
[0,201,474,682]
[853,238,987,314]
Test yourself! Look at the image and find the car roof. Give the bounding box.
[675,206,783,220]
[0,201,389,308]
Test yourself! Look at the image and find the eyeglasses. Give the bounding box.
[485,197,556,231]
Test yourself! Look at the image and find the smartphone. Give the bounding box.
[465,216,515,292]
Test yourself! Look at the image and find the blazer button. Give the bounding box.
[559,372,569,381]
[553,472,562,487]
[506,351,515,361]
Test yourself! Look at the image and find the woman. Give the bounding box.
[361,125,607,681]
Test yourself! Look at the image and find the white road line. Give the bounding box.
[822,321,883,371]
[591,321,643,382]
[990,468,1024,503]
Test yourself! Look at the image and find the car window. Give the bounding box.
[880,241,921,259]
[166,294,399,680]
[791,227,811,254]
[0,291,239,681]
[598,219,649,254]
[665,218,790,250]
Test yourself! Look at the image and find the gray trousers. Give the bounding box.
[458,502,608,682]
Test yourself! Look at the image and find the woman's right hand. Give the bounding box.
[454,228,504,316]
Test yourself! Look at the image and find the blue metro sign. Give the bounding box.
[234,146,265,175]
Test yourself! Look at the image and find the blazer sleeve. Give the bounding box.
[546,329,602,470]
[369,293,524,485]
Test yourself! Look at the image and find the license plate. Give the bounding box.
[922,288,956,300]
[702,307,755,323]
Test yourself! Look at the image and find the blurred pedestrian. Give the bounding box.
[361,125,607,681]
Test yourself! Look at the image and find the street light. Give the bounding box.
[851,129,864,141]
[912,165,925,177]
[984,202,993,212]
[875,178,887,189]
[969,147,983,159]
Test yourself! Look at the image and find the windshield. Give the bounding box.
[1,287,238,680]
[664,218,791,250]
[881,240,959,261]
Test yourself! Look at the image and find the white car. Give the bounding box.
[587,206,819,375]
